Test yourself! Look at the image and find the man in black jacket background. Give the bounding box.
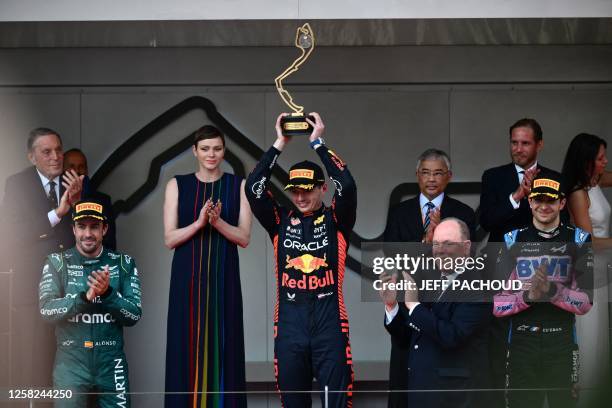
[1,127,82,388]
[383,148,476,408]
[479,118,562,407]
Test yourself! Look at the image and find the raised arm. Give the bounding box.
[245,114,290,238]
[307,112,357,237]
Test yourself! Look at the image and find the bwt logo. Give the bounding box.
[516,256,572,279]
[566,296,583,308]
[496,304,512,312]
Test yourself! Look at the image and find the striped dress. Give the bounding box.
[165,173,246,408]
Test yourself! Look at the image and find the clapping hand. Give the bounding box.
[402,271,419,306]
[423,208,441,243]
[55,169,84,218]
[62,169,84,206]
[86,265,111,302]
[379,272,398,310]
[207,200,222,226]
[195,199,213,229]
[528,264,549,301]
[514,167,540,202]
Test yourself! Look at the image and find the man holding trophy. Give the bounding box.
[246,23,357,408]
[246,111,357,408]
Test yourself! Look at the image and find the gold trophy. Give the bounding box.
[275,23,316,136]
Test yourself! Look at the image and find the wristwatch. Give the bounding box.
[310,137,325,149]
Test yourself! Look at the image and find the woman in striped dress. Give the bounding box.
[163,125,252,407]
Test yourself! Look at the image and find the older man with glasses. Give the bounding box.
[382,148,476,408]
[381,218,491,408]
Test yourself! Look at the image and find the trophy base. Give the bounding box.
[281,114,314,136]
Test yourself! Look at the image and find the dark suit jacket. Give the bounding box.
[383,194,476,408]
[1,166,74,304]
[385,195,476,243]
[479,163,560,242]
[384,278,491,408]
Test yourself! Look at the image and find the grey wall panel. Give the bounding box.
[450,89,612,181]
[1,46,612,87]
[3,20,612,48]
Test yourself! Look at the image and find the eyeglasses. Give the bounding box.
[418,170,448,179]
[432,241,468,249]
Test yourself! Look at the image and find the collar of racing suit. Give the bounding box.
[532,223,562,239]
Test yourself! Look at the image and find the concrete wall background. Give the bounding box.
[0,45,611,405]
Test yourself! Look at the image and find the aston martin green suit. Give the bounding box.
[39,247,142,407]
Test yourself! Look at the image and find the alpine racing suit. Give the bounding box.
[493,224,593,408]
[39,247,142,408]
[246,143,357,408]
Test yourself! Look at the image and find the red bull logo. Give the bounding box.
[285,254,328,273]
[282,270,335,290]
[328,150,346,169]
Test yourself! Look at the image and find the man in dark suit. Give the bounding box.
[64,148,117,250]
[479,118,560,243]
[1,128,82,388]
[385,149,476,243]
[478,118,561,406]
[381,218,491,408]
[383,148,476,407]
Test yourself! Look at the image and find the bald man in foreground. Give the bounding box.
[381,218,492,408]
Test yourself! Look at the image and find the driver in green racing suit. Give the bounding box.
[39,199,142,407]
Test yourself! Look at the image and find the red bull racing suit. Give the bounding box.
[493,224,593,408]
[246,143,357,408]
[39,247,142,408]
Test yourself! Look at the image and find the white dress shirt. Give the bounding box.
[419,192,444,220]
[384,194,445,324]
[384,270,460,324]
[37,169,62,227]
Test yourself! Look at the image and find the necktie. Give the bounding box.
[48,180,58,209]
[518,170,525,184]
[435,274,449,302]
[423,202,435,231]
